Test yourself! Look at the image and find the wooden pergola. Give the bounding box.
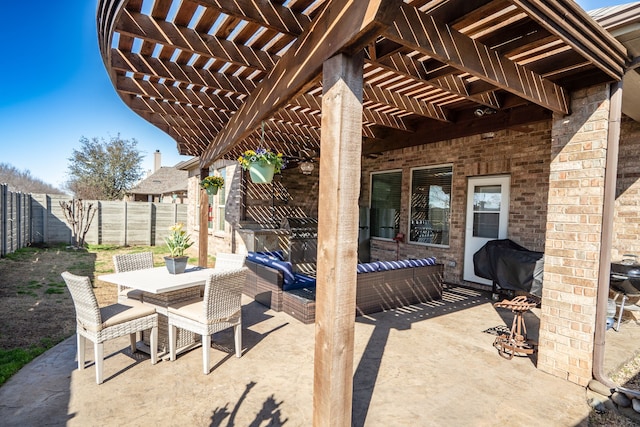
[97,1,630,424]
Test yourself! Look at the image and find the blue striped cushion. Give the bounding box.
[246,252,273,265]
[377,260,401,271]
[255,250,284,261]
[264,258,295,286]
[357,262,379,273]
[284,273,317,291]
[408,257,436,267]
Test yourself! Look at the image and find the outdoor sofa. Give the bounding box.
[243,251,444,324]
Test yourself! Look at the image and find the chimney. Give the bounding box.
[154,150,161,172]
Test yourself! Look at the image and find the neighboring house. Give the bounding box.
[128,166,188,203]
[128,150,189,203]
[98,0,640,406]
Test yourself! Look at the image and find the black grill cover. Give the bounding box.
[473,239,544,297]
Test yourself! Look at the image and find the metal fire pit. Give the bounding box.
[492,296,538,359]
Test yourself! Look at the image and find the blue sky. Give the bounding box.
[0,0,627,190]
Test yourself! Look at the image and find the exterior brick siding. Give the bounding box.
[613,115,640,260]
[538,84,610,386]
[360,122,552,285]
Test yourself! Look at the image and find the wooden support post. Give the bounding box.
[198,168,209,267]
[313,52,364,427]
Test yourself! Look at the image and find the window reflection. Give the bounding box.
[472,185,501,238]
[409,165,452,245]
[370,171,402,239]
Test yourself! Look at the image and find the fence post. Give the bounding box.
[123,201,128,246]
[148,202,153,246]
[1,184,6,257]
[16,192,21,250]
[43,195,49,245]
[9,190,15,253]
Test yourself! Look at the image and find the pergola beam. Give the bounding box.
[363,103,551,155]
[192,0,311,36]
[117,10,279,72]
[200,0,403,168]
[111,50,259,96]
[364,85,451,122]
[508,0,627,80]
[384,3,570,114]
[371,52,502,109]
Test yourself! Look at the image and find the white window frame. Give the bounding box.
[408,163,453,248]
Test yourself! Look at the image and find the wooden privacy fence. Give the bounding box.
[0,184,31,256]
[1,184,187,256]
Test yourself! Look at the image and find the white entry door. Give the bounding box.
[463,175,510,284]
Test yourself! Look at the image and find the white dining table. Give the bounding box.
[99,265,216,295]
[99,265,217,356]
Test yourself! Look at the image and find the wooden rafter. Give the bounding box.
[98,0,630,164]
[199,0,403,167]
[363,103,552,154]
[384,3,570,114]
[191,0,311,36]
[509,0,627,80]
[117,10,279,72]
[374,53,502,109]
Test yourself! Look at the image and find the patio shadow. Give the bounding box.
[352,285,491,426]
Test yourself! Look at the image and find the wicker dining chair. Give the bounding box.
[197,252,246,297]
[214,253,246,270]
[167,267,248,374]
[62,271,159,384]
[113,252,154,303]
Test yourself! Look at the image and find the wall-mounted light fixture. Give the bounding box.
[299,161,314,175]
[474,107,497,117]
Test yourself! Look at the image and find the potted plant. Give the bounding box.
[163,223,193,274]
[238,148,286,184]
[200,175,224,195]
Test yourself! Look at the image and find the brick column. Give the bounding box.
[538,84,611,385]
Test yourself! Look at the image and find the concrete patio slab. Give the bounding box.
[1,286,636,426]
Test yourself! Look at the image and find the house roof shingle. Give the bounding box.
[128,166,188,195]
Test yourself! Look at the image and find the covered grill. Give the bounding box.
[473,239,544,298]
[610,255,640,296]
[609,255,640,330]
[280,217,318,268]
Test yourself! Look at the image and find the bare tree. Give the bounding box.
[59,200,97,248]
[66,135,144,200]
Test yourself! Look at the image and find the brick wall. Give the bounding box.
[613,115,640,260]
[537,84,611,386]
[243,163,319,226]
[360,121,552,284]
[186,160,320,260]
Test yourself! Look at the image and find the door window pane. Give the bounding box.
[370,171,402,239]
[409,165,452,245]
[472,185,501,238]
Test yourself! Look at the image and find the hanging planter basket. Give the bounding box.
[200,175,224,195]
[248,162,275,184]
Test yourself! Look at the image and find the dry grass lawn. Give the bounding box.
[0,244,202,350]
